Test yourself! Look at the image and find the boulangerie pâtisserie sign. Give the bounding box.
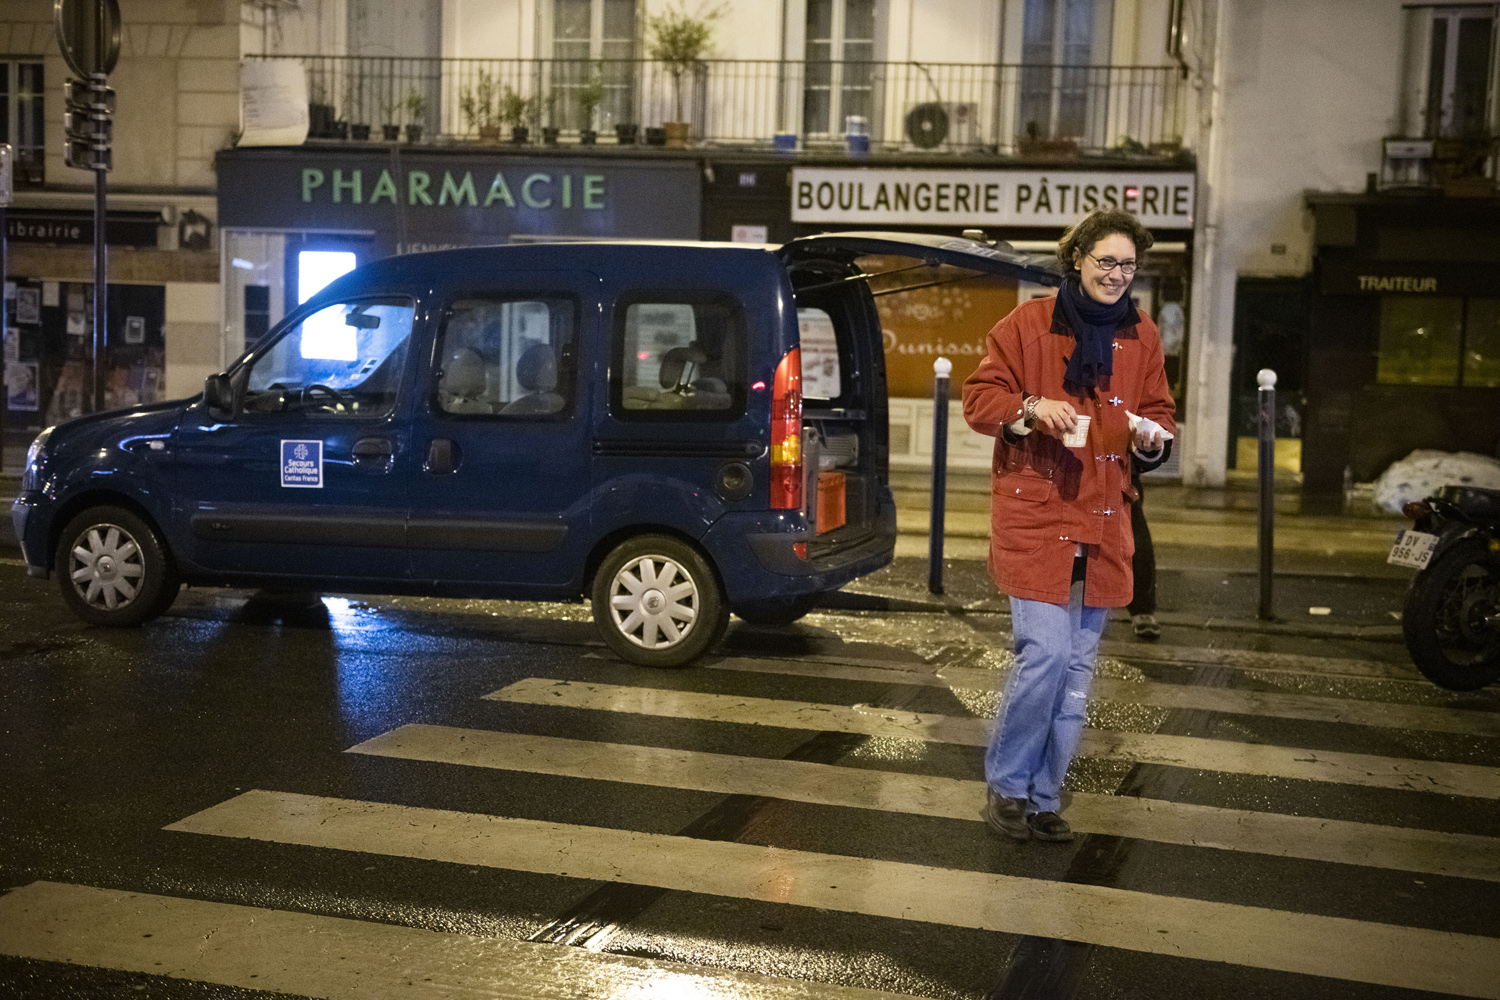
[791,167,1195,228]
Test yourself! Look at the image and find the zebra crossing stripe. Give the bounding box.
[350,724,1500,882]
[0,881,928,1000]
[484,679,1500,799]
[706,655,1500,737]
[164,790,1500,998]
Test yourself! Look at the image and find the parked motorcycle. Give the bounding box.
[1390,485,1500,691]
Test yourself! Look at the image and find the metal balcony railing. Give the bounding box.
[248,55,1189,156]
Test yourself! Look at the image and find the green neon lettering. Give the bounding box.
[439,171,478,206]
[484,172,515,207]
[369,170,398,204]
[583,174,605,209]
[408,171,433,206]
[522,173,552,209]
[562,174,572,209]
[332,169,362,204]
[301,168,325,202]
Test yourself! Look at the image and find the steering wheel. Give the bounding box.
[301,383,346,411]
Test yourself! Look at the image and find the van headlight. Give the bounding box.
[21,427,53,492]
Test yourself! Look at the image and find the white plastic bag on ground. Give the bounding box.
[1372,450,1500,513]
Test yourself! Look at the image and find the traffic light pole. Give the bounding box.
[92,72,107,413]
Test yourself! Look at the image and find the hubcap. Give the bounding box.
[608,555,698,649]
[68,524,146,612]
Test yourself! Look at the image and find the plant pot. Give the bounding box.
[405,124,423,144]
[579,129,598,145]
[331,120,349,141]
[511,126,530,144]
[1016,137,1079,159]
[382,124,401,141]
[542,126,560,145]
[478,125,501,143]
[350,124,371,141]
[615,123,638,145]
[663,121,690,148]
[308,102,335,138]
[645,126,667,146]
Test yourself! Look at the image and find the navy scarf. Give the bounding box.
[1054,274,1132,392]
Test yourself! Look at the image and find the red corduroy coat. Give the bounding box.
[961,295,1176,607]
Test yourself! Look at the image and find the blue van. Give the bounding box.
[13,234,1055,666]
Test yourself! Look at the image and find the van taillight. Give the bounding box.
[769,347,802,509]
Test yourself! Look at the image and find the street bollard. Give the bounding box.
[929,357,952,595]
[1257,368,1277,620]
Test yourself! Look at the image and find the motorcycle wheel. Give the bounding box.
[1402,538,1500,691]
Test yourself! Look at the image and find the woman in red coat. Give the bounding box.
[961,209,1176,843]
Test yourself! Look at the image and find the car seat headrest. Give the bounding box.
[441,348,487,397]
[659,346,707,389]
[516,343,558,393]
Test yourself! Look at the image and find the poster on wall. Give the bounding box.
[6,362,39,411]
[4,327,17,364]
[15,287,40,325]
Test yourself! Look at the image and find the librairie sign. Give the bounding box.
[791,167,1194,228]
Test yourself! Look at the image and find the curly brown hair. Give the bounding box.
[1056,209,1154,274]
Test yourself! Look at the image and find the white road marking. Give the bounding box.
[351,725,1500,882]
[0,881,929,1000]
[485,679,1500,799]
[164,791,1500,998]
[705,654,1500,737]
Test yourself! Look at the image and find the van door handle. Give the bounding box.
[352,437,394,465]
[425,438,460,475]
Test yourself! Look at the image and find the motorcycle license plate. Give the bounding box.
[1388,529,1438,569]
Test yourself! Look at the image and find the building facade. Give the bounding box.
[4,0,1496,502]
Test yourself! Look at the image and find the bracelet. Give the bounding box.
[1024,395,1041,422]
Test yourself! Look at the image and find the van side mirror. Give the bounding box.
[204,372,236,415]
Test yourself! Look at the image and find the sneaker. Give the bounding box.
[1132,613,1161,640]
[1026,811,1075,843]
[982,789,1031,840]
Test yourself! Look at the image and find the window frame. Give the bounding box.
[609,289,750,422]
[236,295,417,422]
[1374,292,1500,388]
[428,291,582,421]
[1,59,45,183]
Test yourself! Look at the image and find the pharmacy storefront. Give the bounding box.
[213,147,701,369]
[790,165,1195,471]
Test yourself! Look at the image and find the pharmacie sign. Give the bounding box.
[215,148,701,252]
[791,167,1194,228]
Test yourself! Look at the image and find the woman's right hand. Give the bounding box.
[1031,397,1078,433]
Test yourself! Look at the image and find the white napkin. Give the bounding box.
[1126,410,1174,445]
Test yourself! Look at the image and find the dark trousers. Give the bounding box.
[1128,470,1157,617]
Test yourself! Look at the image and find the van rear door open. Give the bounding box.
[777,233,1061,554]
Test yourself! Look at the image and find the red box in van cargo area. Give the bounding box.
[816,471,846,534]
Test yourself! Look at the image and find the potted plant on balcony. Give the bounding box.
[647,1,725,149]
[404,89,427,144]
[380,94,402,141]
[576,64,605,144]
[461,70,502,143]
[499,85,537,144]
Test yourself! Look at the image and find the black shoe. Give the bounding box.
[1026,811,1075,842]
[982,789,1031,840]
[1132,613,1161,640]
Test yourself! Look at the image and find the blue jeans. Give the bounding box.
[985,571,1107,814]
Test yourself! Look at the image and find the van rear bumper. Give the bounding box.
[705,501,896,604]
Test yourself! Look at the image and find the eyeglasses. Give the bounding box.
[1086,252,1138,275]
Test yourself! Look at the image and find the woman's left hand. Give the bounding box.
[1134,422,1165,453]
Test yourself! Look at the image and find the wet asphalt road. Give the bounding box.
[1,558,1498,999]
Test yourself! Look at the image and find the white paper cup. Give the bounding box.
[1061,414,1091,448]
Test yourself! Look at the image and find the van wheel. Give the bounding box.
[734,594,820,627]
[55,506,179,627]
[592,535,727,668]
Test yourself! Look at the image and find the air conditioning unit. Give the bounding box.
[903,102,980,151]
